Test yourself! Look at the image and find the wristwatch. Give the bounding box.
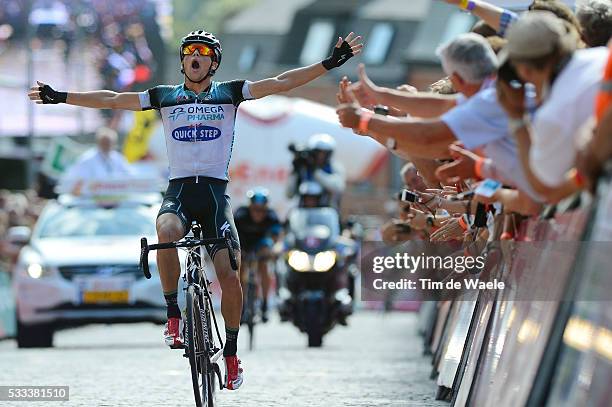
[374,105,389,116]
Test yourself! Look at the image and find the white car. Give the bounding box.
[13,194,165,348]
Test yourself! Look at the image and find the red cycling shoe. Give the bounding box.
[224,355,244,390]
[163,317,184,349]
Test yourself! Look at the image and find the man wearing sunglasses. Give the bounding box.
[29,28,362,391]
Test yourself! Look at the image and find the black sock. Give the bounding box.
[223,326,239,356]
[164,290,181,319]
[261,298,268,313]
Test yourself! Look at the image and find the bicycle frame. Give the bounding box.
[139,225,238,406]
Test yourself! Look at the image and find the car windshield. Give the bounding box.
[37,204,157,238]
[288,207,340,240]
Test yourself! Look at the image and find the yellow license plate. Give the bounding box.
[82,291,129,304]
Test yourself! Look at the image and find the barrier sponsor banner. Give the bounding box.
[0,272,16,339]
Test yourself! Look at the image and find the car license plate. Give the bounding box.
[82,290,129,304]
[74,276,133,304]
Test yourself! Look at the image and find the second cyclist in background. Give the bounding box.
[234,188,282,323]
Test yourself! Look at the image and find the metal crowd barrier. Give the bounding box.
[0,270,16,339]
[419,165,612,406]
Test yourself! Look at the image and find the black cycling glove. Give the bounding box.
[322,41,354,70]
[39,84,68,104]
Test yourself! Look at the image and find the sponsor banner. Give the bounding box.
[55,177,166,198]
[40,137,88,179]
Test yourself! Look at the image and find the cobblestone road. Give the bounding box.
[0,312,447,407]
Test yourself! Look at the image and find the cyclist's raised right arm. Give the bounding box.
[66,90,142,110]
[28,81,143,111]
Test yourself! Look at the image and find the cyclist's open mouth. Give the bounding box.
[191,60,200,70]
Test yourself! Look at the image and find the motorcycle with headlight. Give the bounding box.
[278,207,355,347]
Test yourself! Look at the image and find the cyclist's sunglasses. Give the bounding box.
[182,44,214,57]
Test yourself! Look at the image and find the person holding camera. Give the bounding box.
[286,133,346,209]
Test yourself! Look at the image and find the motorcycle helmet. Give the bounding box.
[307,133,336,153]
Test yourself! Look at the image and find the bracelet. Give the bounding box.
[569,168,585,188]
[359,110,373,134]
[458,216,469,231]
[474,157,485,180]
[460,0,476,11]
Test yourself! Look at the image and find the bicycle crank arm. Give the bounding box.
[211,347,224,364]
[212,362,224,390]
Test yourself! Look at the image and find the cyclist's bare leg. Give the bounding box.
[156,214,185,292]
[156,213,186,347]
[213,248,243,328]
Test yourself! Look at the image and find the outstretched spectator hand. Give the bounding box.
[435,144,481,183]
[347,64,383,108]
[430,217,465,242]
[337,76,353,104]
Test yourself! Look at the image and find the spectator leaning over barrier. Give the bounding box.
[576,39,612,192]
[496,12,609,202]
[336,33,544,212]
[443,0,583,40]
[576,0,612,47]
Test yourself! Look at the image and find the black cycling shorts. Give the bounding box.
[157,176,240,259]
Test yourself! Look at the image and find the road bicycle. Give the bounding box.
[140,222,238,407]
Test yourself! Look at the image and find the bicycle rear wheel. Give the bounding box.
[186,285,213,407]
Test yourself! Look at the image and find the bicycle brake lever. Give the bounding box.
[140,237,151,279]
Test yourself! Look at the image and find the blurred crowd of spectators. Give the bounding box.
[335,0,612,245]
[0,190,46,272]
[0,0,163,91]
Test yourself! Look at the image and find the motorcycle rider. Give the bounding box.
[287,134,346,209]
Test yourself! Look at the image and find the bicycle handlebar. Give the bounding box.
[139,233,239,279]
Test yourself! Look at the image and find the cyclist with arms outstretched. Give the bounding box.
[29,29,362,391]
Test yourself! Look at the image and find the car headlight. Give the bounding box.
[313,251,336,272]
[287,250,311,272]
[27,263,45,279]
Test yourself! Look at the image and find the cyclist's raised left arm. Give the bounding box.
[28,81,143,111]
[247,32,363,99]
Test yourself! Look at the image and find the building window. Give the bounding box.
[299,19,335,66]
[438,11,474,46]
[238,45,258,72]
[363,23,394,65]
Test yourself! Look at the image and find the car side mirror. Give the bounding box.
[6,226,31,245]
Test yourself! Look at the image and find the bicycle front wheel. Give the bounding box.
[186,285,212,407]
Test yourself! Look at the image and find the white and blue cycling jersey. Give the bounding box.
[139,80,254,180]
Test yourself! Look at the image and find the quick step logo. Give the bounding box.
[171,125,221,142]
